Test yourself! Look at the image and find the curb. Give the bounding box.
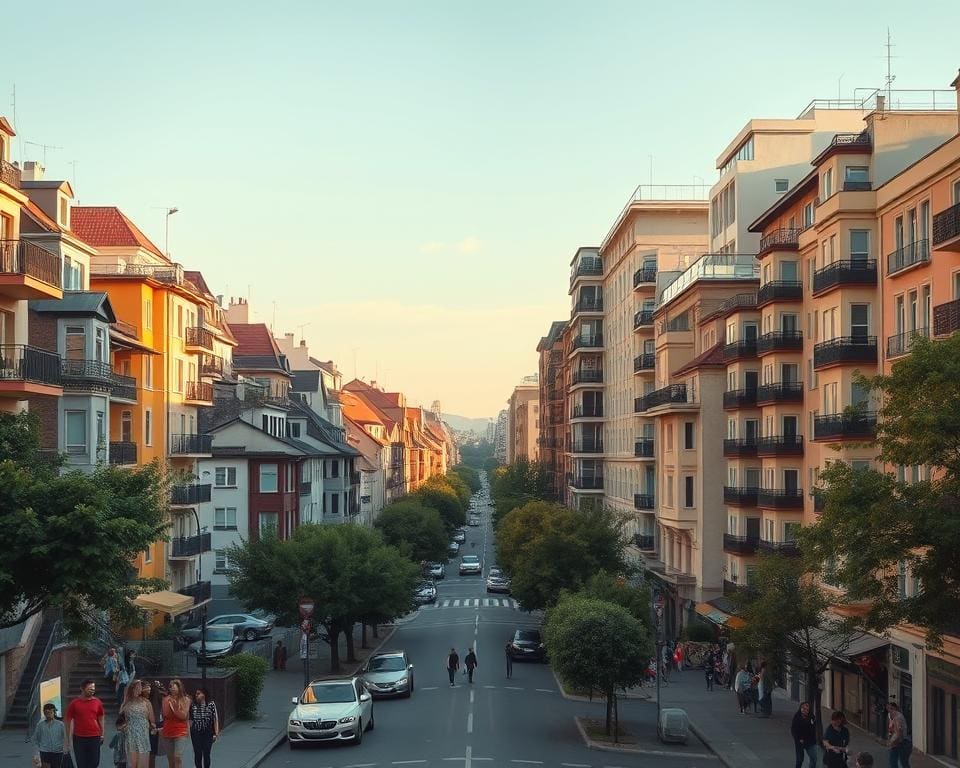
[551,667,652,703]
[686,720,733,768]
[572,716,717,759]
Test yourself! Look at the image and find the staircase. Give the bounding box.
[5,613,60,728]
[65,654,121,722]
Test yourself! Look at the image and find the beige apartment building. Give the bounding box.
[506,379,539,463]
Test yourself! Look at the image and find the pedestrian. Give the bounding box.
[822,710,850,768]
[64,678,105,768]
[116,654,131,709]
[758,661,773,717]
[504,642,513,679]
[445,648,460,687]
[160,679,191,768]
[120,680,155,768]
[188,686,219,768]
[854,753,874,768]
[32,702,67,768]
[886,701,912,767]
[141,681,165,768]
[734,665,751,714]
[102,648,119,682]
[109,715,128,768]
[722,648,732,689]
[704,659,714,691]
[272,640,287,672]
[749,666,760,714]
[464,648,478,684]
[791,701,817,768]
[674,642,684,672]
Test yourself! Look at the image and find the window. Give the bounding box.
[121,411,132,442]
[331,459,340,478]
[96,411,105,449]
[331,494,340,514]
[176,360,184,392]
[144,356,152,389]
[802,202,815,228]
[683,422,695,449]
[822,168,833,199]
[683,476,695,508]
[176,306,183,337]
[144,546,152,564]
[262,415,269,432]
[259,463,278,492]
[849,230,869,262]
[666,424,673,451]
[214,550,230,572]
[775,179,789,193]
[95,328,105,361]
[65,326,85,360]
[144,299,152,330]
[144,408,152,446]
[65,411,87,453]
[259,512,278,537]
[63,257,82,290]
[844,166,869,184]
[850,304,870,339]
[215,467,237,487]
[214,507,238,530]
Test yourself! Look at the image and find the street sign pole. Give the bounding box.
[655,597,664,717]
[298,598,316,689]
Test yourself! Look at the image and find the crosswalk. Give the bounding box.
[425,598,520,610]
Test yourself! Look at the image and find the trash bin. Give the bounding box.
[658,707,689,744]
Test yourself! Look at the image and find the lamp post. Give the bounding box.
[164,206,179,257]
[193,470,210,679]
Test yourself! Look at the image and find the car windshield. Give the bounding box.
[302,682,356,704]
[462,556,479,564]
[367,656,406,672]
[516,631,541,643]
[203,627,235,642]
[416,582,434,591]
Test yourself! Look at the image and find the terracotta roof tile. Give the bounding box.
[70,206,166,260]
[229,323,280,356]
[672,342,726,377]
[184,270,212,296]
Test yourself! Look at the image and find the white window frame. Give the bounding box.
[259,463,279,493]
[215,466,237,488]
[65,410,87,454]
[214,507,238,531]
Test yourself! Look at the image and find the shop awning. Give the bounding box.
[132,590,195,616]
[834,633,888,663]
[695,602,746,629]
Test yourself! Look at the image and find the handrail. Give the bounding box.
[23,614,63,738]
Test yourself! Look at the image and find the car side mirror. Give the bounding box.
[291,696,299,705]
[359,692,371,702]
[408,663,414,670]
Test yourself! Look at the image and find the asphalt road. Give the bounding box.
[261,480,715,768]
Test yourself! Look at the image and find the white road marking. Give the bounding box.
[470,690,475,704]
[561,764,591,767]
[510,761,543,765]
[453,599,461,607]
[483,684,496,689]
[466,745,473,768]
[392,762,427,765]
[471,759,493,763]
[421,686,439,690]
[343,764,377,768]
[504,686,522,691]
[467,711,473,733]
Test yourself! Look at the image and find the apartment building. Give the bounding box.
[536,320,567,497]
[506,378,539,464]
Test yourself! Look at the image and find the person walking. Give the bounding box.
[188,687,219,768]
[115,654,131,709]
[822,711,850,768]
[886,701,912,767]
[32,702,67,768]
[791,701,818,768]
[109,715,128,768]
[464,648,478,684]
[102,649,119,683]
[704,658,714,691]
[758,661,773,717]
[504,642,513,679]
[65,679,106,768]
[272,640,287,672]
[734,665,751,714]
[160,679,191,768]
[445,648,460,687]
[121,680,155,768]
[141,681,165,768]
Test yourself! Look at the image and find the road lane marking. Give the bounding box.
[504,686,522,690]
[466,745,473,768]
[421,686,439,690]
[470,690,475,704]
[483,684,496,689]
[453,599,461,607]
[392,762,427,765]
[467,711,473,733]
[561,764,591,767]
[535,688,554,693]
[510,761,543,765]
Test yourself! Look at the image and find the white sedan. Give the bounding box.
[288,677,373,747]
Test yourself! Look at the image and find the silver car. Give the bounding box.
[288,677,373,748]
[188,626,240,664]
[359,650,414,698]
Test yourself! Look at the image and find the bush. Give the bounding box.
[682,621,716,642]
[217,652,269,719]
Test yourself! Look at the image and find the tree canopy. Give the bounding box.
[458,440,494,470]
[443,470,471,509]
[801,333,960,641]
[0,413,168,637]
[412,476,465,531]
[374,500,448,563]
[452,465,481,494]
[490,459,554,521]
[575,572,652,630]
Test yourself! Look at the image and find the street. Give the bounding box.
[260,487,716,768]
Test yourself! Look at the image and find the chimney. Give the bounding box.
[952,69,960,134]
[876,94,885,114]
[285,332,294,341]
[299,340,306,348]
[21,160,44,181]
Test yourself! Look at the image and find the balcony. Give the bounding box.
[813,336,877,369]
[887,240,930,275]
[633,309,654,329]
[812,259,877,295]
[571,258,603,285]
[571,476,604,490]
[723,534,759,555]
[887,328,929,358]
[573,297,604,314]
[571,335,604,351]
[640,384,689,411]
[299,481,312,496]
[91,261,185,286]
[757,330,803,355]
[813,411,877,441]
[170,483,212,506]
[0,158,21,189]
[756,435,804,456]
[570,440,604,454]
[633,266,657,287]
[632,533,655,551]
[758,539,800,557]
[722,339,757,361]
[934,299,960,337]
[724,579,753,597]
[184,381,214,404]
[756,381,804,404]
[0,345,63,396]
[0,240,63,299]
[185,326,215,352]
[571,369,603,385]
[170,532,212,559]
[634,397,646,413]
[723,388,758,409]
[757,280,803,306]
[199,352,224,378]
[177,581,212,605]
[842,181,872,192]
[634,438,654,458]
[571,403,603,419]
[757,488,805,509]
[170,433,213,455]
[108,441,137,465]
[723,486,759,506]
[634,493,655,510]
[633,352,655,372]
[110,373,137,403]
[758,227,800,256]
[933,201,960,250]
[61,359,114,391]
[723,438,758,457]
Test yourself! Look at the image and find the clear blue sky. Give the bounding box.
[4,2,956,417]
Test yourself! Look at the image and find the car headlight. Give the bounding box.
[338,716,356,724]
[394,677,408,686]
[289,719,302,726]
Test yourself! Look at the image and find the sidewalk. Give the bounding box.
[642,668,943,768]
[0,623,395,768]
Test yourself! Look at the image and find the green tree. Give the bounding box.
[459,440,494,470]
[802,333,960,641]
[452,465,481,494]
[496,501,628,610]
[444,470,471,509]
[490,458,554,521]
[0,413,168,637]
[413,477,465,531]
[576,572,652,630]
[375,501,448,563]
[544,594,651,738]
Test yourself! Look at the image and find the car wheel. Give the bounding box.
[244,629,257,641]
[353,720,363,745]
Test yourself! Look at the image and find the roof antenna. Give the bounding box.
[884,28,896,106]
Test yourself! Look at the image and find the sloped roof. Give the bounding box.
[70,206,166,259]
[22,200,60,233]
[285,398,360,456]
[672,342,726,377]
[0,117,15,136]
[342,380,400,432]
[30,291,115,323]
[207,417,322,457]
[291,370,321,393]
[230,323,289,374]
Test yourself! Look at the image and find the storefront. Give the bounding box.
[926,654,960,761]
[826,635,889,738]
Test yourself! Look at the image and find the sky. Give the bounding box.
[4,1,957,418]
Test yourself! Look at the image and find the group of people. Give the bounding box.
[32,677,220,768]
[101,648,137,708]
[444,647,479,685]
[792,701,913,768]
[732,660,774,717]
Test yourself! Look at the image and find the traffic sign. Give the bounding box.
[298,597,315,619]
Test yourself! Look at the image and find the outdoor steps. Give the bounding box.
[4,614,58,728]
[66,656,121,720]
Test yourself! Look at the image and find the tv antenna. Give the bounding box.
[296,322,310,344]
[884,28,896,104]
[24,140,63,166]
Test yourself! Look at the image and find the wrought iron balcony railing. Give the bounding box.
[813,336,877,369]
[887,328,929,358]
[722,339,758,361]
[812,259,877,294]
[933,202,960,247]
[934,298,960,336]
[633,309,655,328]
[634,438,654,458]
[757,280,803,306]
[571,369,603,385]
[170,532,212,558]
[0,239,62,287]
[723,533,759,555]
[756,381,803,404]
[185,326,215,351]
[0,345,63,386]
[756,435,804,456]
[757,488,805,509]
[633,266,657,287]
[887,239,930,275]
[185,381,214,402]
[633,493,655,510]
[723,388,758,409]
[723,486,760,506]
[723,438,759,457]
[813,411,877,441]
[108,441,137,465]
[756,330,803,354]
[170,433,213,454]
[758,227,801,254]
[633,352,654,372]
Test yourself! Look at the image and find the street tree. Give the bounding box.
[374,500,448,563]
[444,470,471,508]
[0,413,168,637]
[452,465,481,494]
[576,572,652,631]
[490,459,554,520]
[458,440,494,470]
[801,333,960,642]
[413,476,465,531]
[496,501,628,610]
[544,594,651,738]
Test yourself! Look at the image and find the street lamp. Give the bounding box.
[193,470,210,679]
[164,207,179,258]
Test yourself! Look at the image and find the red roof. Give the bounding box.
[229,322,280,356]
[184,270,212,296]
[342,380,400,432]
[672,342,726,377]
[71,206,166,259]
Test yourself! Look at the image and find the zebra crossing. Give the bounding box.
[425,597,520,610]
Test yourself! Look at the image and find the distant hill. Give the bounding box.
[442,413,493,435]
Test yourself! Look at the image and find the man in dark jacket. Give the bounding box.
[791,701,818,768]
[464,648,478,683]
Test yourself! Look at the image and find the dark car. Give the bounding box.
[508,629,546,662]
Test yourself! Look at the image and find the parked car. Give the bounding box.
[359,650,414,698]
[459,554,482,576]
[447,541,460,557]
[180,612,275,643]
[453,530,466,543]
[468,516,481,527]
[188,626,241,664]
[486,575,511,594]
[488,566,503,579]
[412,581,437,605]
[427,562,445,579]
[288,677,373,747]
[508,629,546,662]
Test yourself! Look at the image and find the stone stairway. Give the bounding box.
[5,614,60,728]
